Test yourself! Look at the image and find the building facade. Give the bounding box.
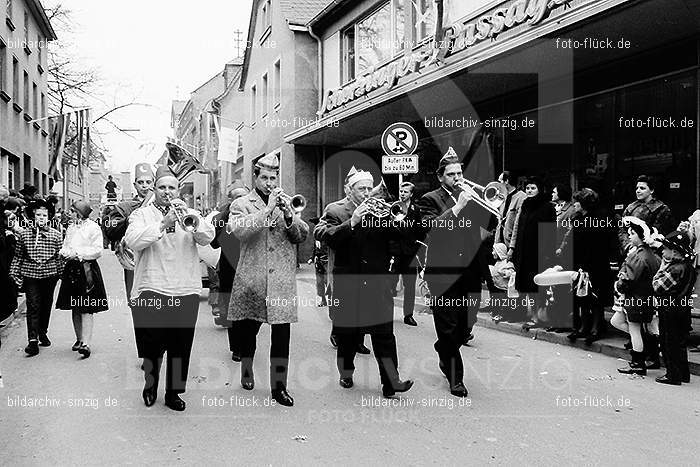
[237,0,330,260]
[285,0,699,229]
[0,0,56,194]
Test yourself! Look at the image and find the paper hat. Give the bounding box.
[134,163,154,181]
[255,153,280,170]
[438,147,460,172]
[348,170,373,187]
[155,165,176,183]
[344,166,358,184]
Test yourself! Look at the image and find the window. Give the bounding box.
[0,42,5,92]
[250,84,257,124]
[40,92,45,124]
[343,1,408,82]
[8,156,18,190]
[42,173,47,195]
[414,0,435,42]
[32,82,36,118]
[33,168,39,189]
[342,27,356,83]
[273,60,281,108]
[23,10,28,44]
[261,72,268,117]
[23,154,30,185]
[261,0,271,31]
[36,34,42,63]
[6,0,11,20]
[23,71,28,111]
[12,57,18,100]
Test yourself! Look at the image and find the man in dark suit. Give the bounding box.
[389,182,425,326]
[315,170,413,397]
[417,149,490,397]
[314,167,371,355]
[210,181,249,361]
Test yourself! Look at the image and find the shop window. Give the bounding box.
[414,0,435,42]
[341,27,355,83]
[342,0,407,82]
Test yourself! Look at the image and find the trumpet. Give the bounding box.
[453,179,507,219]
[361,197,407,221]
[276,191,306,213]
[164,193,200,232]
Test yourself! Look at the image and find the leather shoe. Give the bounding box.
[356,343,371,355]
[78,344,91,358]
[142,386,157,407]
[25,340,39,356]
[38,334,51,347]
[72,340,82,351]
[164,393,186,411]
[645,360,661,370]
[655,375,681,386]
[329,334,338,348]
[382,379,413,398]
[403,315,417,326]
[566,331,582,341]
[339,377,354,389]
[231,352,241,362]
[271,388,294,407]
[450,382,469,397]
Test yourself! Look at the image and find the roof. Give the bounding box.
[279,0,333,26]
[29,0,58,40]
[239,0,333,90]
[306,0,352,27]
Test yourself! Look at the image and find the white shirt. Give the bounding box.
[60,219,103,261]
[124,203,215,300]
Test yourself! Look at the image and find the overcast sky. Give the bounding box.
[44,0,252,174]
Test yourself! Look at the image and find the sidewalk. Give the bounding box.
[297,264,700,376]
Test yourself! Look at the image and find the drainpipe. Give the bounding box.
[308,24,323,112]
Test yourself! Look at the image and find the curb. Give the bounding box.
[475,313,700,376]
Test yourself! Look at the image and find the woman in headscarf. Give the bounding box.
[508,176,556,327]
[56,201,109,358]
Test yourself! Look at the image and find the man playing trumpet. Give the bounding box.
[316,169,413,397]
[124,166,214,411]
[226,154,308,407]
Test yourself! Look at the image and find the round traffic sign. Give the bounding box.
[382,122,418,156]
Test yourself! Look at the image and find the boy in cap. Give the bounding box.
[652,230,695,385]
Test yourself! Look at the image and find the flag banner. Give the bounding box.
[217,125,240,163]
[49,113,71,181]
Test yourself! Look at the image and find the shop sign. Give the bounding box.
[319,0,574,116]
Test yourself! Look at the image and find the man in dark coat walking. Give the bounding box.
[417,149,491,397]
[316,169,413,397]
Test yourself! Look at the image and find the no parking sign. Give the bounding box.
[381,122,418,156]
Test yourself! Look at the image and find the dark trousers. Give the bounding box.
[573,295,605,336]
[135,292,199,394]
[24,276,58,341]
[430,282,476,386]
[659,308,691,381]
[335,322,399,387]
[123,269,134,302]
[227,319,240,354]
[395,254,417,317]
[237,319,290,390]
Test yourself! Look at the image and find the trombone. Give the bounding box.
[164,193,200,232]
[454,179,507,219]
